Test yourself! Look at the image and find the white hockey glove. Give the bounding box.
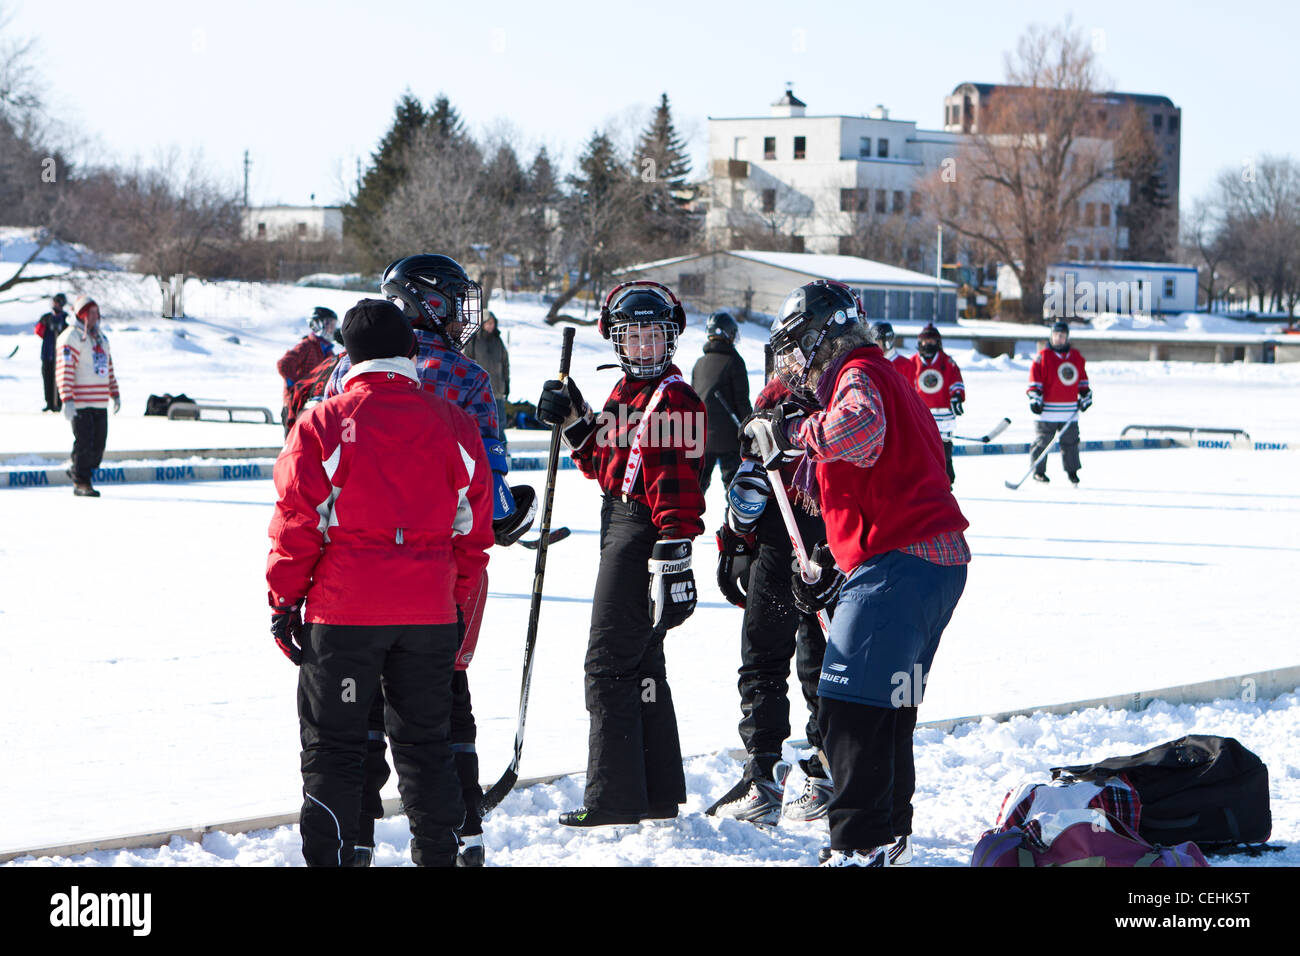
[648,538,696,631]
[740,403,806,470]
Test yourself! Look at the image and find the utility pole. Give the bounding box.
[935,224,943,322]
[242,150,251,207]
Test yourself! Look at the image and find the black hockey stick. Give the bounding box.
[953,417,1011,443]
[3,344,17,359]
[518,527,571,550]
[1005,409,1079,490]
[481,325,575,816]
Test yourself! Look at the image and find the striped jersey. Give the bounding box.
[1028,347,1089,422]
[55,322,119,408]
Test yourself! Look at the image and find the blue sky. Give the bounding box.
[12,0,1297,215]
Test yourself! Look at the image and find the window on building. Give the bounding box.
[840,189,857,212]
[761,189,776,213]
[1083,203,1096,227]
[1168,115,1179,133]
[892,190,905,214]
[1100,203,1111,227]
[764,136,776,160]
[1116,204,1128,227]
[838,235,854,255]
[1067,245,1080,259]
[256,222,267,239]
[1153,114,1163,130]
[791,236,805,253]
[910,191,922,217]
[875,189,887,214]
[1084,246,1095,260]
[1163,277,1176,298]
[1100,247,1110,261]
[679,273,706,296]
[297,222,308,237]
[793,136,806,159]
[859,137,871,157]
[877,139,889,158]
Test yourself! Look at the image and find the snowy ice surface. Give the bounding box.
[2,272,1298,866]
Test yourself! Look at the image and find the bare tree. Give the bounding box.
[1212,156,1300,317]
[1180,199,1230,311]
[921,20,1115,322]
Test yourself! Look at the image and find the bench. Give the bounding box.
[167,402,276,425]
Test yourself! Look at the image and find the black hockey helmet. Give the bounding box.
[769,280,862,396]
[917,323,941,361]
[308,306,338,336]
[1050,319,1070,352]
[380,254,483,350]
[870,320,895,352]
[706,310,740,345]
[599,280,686,379]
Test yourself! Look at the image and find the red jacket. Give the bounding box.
[815,348,968,572]
[267,360,493,626]
[889,353,914,381]
[1029,347,1089,423]
[277,334,334,407]
[909,351,964,411]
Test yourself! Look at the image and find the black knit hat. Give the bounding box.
[342,298,415,364]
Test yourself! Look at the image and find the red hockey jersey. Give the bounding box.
[1028,347,1089,423]
[910,352,964,439]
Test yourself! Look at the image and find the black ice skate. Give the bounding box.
[456,834,485,867]
[1032,471,1049,483]
[705,758,790,826]
[783,754,833,822]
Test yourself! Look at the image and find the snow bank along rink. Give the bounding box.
[3,278,1299,865]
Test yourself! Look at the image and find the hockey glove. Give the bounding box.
[1028,391,1044,416]
[1077,388,1093,412]
[791,543,845,616]
[740,403,806,470]
[949,396,964,416]
[62,400,76,422]
[270,598,305,665]
[724,460,772,535]
[715,525,756,609]
[648,538,697,631]
[537,378,597,450]
[493,484,537,546]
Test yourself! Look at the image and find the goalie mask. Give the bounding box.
[381,254,483,350]
[917,324,941,361]
[769,280,862,396]
[599,281,686,379]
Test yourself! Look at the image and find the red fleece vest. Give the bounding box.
[816,348,968,571]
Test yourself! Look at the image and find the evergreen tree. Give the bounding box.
[634,93,696,251]
[346,91,429,268]
[524,146,559,282]
[428,94,469,148]
[636,93,691,191]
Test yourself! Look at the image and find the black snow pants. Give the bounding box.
[70,407,108,482]
[299,621,462,867]
[583,496,687,815]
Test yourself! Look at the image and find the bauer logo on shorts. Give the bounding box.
[918,369,944,395]
[1057,361,1078,386]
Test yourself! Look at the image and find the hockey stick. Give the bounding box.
[953,416,1010,443]
[1004,409,1080,490]
[4,344,17,359]
[710,388,742,428]
[518,527,571,550]
[480,325,575,816]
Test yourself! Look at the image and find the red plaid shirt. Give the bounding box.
[796,368,970,567]
[571,365,707,540]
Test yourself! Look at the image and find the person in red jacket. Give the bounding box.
[910,324,964,487]
[1027,320,1091,485]
[536,280,706,827]
[267,298,494,867]
[870,321,913,381]
[276,306,338,436]
[744,280,969,867]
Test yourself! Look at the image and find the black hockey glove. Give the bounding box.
[791,543,845,616]
[1077,388,1093,412]
[648,538,697,630]
[950,396,964,416]
[740,403,806,470]
[537,378,597,449]
[715,525,756,609]
[1028,391,1044,416]
[725,460,772,535]
[271,599,304,665]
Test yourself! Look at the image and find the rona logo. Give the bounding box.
[49,886,151,936]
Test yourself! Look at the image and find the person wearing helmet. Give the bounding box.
[870,320,912,380]
[323,254,535,866]
[907,324,964,487]
[1027,320,1091,485]
[742,280,969,866]
[536,281,706,827]
[276,307,339,437]
[691,310,752,493]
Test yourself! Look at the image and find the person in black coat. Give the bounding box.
[35,293,69,411]
[690,311,751,492]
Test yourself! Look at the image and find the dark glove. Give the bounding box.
[791,543,845,616]
[715,525,756,608]
[740,402,806,470]
[537,378,596,449]
[1077,388,1093,412]
[724,460,772,535]
[271,599,305,665]
[950,396,964,416]
[1028,392,1043,416]
[648,538,697,630]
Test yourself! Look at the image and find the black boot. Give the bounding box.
[558,807,645,827]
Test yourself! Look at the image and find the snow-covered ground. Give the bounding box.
[2,270,1298,866]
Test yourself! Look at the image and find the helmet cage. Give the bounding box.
[382,257,482,350]
[770,280,861,395]
[610,319,679,379]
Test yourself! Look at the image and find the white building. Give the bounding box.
[617,249,958,322]
[706,86,1132,269]
[998,260,1199,318]
[241,205,343,242]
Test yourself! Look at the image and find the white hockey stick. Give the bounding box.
[1005,409,1080,490]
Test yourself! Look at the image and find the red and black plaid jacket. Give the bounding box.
[571,364,707,540]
